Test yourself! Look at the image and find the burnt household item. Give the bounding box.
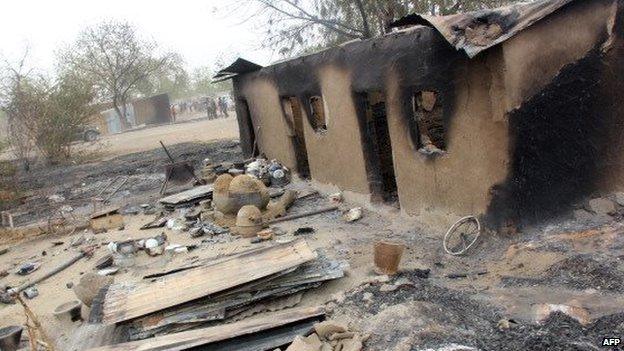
[0,325,23,351]
[374,241,405,275]
[95,254,114,270]
[17,262,39,275]
[294,227,315,236]
[267,205,339,225]
[54,300,83,322]
[235,205,263,238]
[23,286,38,299]
[159,140,203,195]
[443,216,481,256]
[213,174,270,215]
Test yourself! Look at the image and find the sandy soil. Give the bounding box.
[0,117,239,161]
[90,117,239,158]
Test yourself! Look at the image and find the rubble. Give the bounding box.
[285,320,364,351]
[3,137,624,350]
[588,197,616,215]
[89,207,124,233]
[88,240,346,342]
[342,207,363,222]
[74,273,114,307]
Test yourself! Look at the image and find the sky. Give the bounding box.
[0,0,276,73]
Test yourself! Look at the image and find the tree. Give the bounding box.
[58,20,173,129]
[233,0,520,56]
[1,50,96,166]
[35,73,95,161]
[191,66,232,97]
[137,53,192,100]
[0,50,42,170]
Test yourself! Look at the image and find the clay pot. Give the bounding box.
[374,241,405,275]
[0,326,23,351]
[235,205,263,238]
[229,175,270,209]
[54,300,82,322]
[213,174,235,213]
[214,174,270,215]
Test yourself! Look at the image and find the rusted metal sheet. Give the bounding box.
[390,0,578,58]
[87,306,325,351]
[90,239,317,325]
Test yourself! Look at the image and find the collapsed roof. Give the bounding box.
[390,0,577,58]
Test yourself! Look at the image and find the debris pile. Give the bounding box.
[89,239,347,343]
[200,157,291,187]
[285,320,366,351]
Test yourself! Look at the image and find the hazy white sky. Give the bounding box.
[0,0,275,73]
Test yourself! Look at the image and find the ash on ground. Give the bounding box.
[330,272,624,351]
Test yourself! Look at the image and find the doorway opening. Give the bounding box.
[282,96,310,178]
[237,99,257,157]
[356,91,398,205]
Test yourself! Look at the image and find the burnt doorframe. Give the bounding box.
[280,96,311,178]
[354,91,399,205]
[236,98,257,157]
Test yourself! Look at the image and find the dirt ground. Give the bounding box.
[1,132,624,350]
[88,117,239,158]
[0,116,239,161]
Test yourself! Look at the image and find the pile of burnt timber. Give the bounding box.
[89,239,345,345]
[87,306,325,351]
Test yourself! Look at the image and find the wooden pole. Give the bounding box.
[267,205,339,224]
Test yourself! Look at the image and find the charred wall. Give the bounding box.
[485,0,624,229]
[234,27,465,197]
[486,50,608,227]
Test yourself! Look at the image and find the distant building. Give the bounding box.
[90,93,172,134]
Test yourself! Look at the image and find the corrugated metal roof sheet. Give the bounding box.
[390,0,577,58]
[212,58,263,82]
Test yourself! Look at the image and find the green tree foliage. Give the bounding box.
[137,53,192,99]
[191,66,232,97]
[1,52,95,166]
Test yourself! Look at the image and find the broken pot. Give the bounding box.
[53,300,82,322]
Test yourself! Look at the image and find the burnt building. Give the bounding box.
[218,0,624,230]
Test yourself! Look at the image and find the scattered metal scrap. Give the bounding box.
[125,251,346,340]
[159,140,203,195]
[0,247,94,303]
[90,239,317,324]
[87,306,324,351]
